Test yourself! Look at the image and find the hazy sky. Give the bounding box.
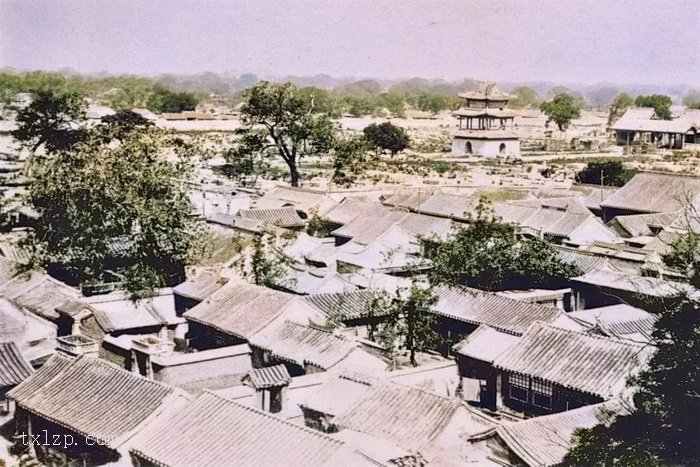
[1,0,698,86]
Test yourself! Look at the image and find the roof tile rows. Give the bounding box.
[0,342,34,388]
[8,355,178,448]
[130,391,365,467]
[235,207,306,228]
[250,320,358,370]
[493,322,651,398]
[433,285,564,336]
[601,172,700,214]
[183,280,293,340]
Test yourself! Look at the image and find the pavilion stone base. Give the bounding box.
[452,137,521,158]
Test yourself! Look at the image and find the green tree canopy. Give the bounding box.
[430,207,581,291]
[12,88,87,154]
[634,94,672,120]
[146,85,199,113]
[331,135,372,187]
[377,285,440,366]
[575,159,636,187]
[26,126,202,298]
[363,122,410,156]
[607,92,634,126]
[508,86,540,109]
[564,297,700,466]
[225,81,337,187]
[540,93,582,132]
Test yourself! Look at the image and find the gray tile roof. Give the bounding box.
[304,289,390,321]
[600,172,700,214]
[493,322,651,398]
[250,320,359,370]
[243,364,292,389]
[433,286,564,336]
[494,399,628,467]
[8,356,179,448]
[0,272,80,320]
[235,207,306,228]
[173,271,229,301]
[184,280,293,340]
[130,392,365,467]
[0,341,34,388]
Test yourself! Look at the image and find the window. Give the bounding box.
[465,141,473,154]
[508,373,529,403]
[499,143,507,154]
[532,378,553,409]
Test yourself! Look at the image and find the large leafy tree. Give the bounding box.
[146,85,199,113]
[227,81,336,187]
[363,122,410,156]
[26,126,202,298]
[377,285,440,367]
[540,93,582,132]
[430,207,581,291]
[634,94,672,120]
[575,159,636,187]
[564,297,700,466]
[331,135,372,187]
[607,92,634,126]
[12,88,87,154]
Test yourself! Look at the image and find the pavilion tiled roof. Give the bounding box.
[184,280,293,340]
[493,400,628,467]
[249,320,358,370]
[243,364,292,389]
[235,207,306,228]
[493,322,651,398]
[600,172,700,214]
[130,392,366,467]
[8,356,180,449]
[433,285,564,336]
[0,342,34,388]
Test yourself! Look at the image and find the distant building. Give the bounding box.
[452,83,520,158]
[611,107,700,150]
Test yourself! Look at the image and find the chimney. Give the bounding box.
[56,335,99,358]
[242,365,292,414]
[131,336,175,379]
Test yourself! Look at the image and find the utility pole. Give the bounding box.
[600,169,605,203]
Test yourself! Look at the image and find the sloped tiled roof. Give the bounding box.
[453,325,520,363]
[331,210,406,244]
[255,186,337,215]
[568,304,658,342]
[572,264,694,297]
[554,246,609,274]
[322,198,389,226]
[173,271,229,301]
[601,172,700,214]
[493,322,650,398]
[243,364,292,389]
[494,400,628,467]
[609,212,678,237]
[130,392,367,467]
[304,289,389,321]
[0,341,34,388]
[433,286,564,336]
[250,320,358,370]
[8,356,179,448]
[0,272,80,320]
[184,280,293,340]
[235,207,306,228]
[333,381,461,451]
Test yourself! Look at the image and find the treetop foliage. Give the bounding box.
[575,159,636,187]
[540,93,582,132]
[607,92,634,126]
[363,122,410,156]
[430,206,582,291]
[634,94,672,120]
